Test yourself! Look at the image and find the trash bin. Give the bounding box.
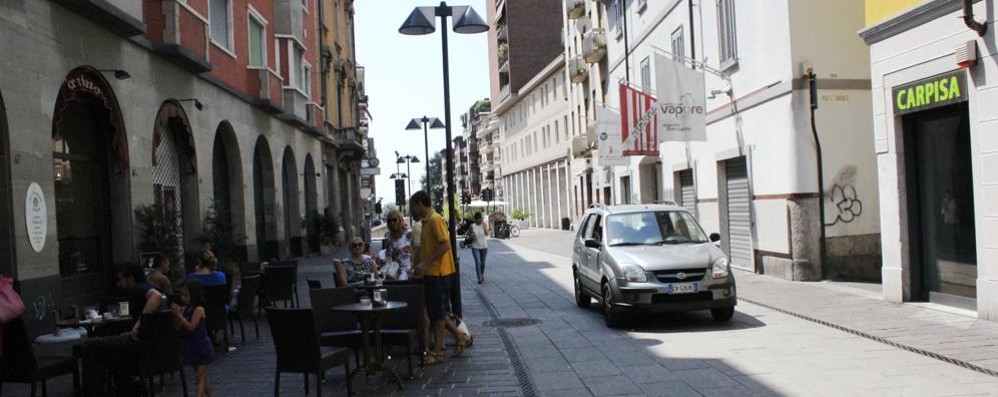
[561,217,571,231]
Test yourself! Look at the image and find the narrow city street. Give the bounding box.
[477,229,998,396]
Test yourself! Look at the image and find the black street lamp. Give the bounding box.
[405,116,445,197]
[397,155,420,224]
[400,1,488,317]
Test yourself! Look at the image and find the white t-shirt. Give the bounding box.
[471,223,488,249]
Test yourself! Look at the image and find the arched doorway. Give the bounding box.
[303,154,319,254]
[51,67,131,305]
[253,137,278,261]
[152,101,200,271]
[0,90,12,277]
[282,147,301,257]
[212,122,247,262]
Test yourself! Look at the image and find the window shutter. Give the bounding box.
[717,0,738,66]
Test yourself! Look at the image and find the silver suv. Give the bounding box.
[572,204,736,327]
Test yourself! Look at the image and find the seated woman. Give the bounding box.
[334,237,378,287]
[382,210,413,280]
[187,249,227,286]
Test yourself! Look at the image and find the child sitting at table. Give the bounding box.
[171,280,215,397]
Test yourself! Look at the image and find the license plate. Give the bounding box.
[667,283,699,295]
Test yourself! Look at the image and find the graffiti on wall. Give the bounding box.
[826,166,864,226]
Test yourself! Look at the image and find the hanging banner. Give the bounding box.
[619,83,660,156]
[596,107,628,167]
[655,54,707,142]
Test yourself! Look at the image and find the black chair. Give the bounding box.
[259,265,296,313]
[134,311,187,397]
[228,275,261,343]
[381,284,423,378]
[0,316,79,397]
[241,262,263,275]
[266,308,351,396]
[203,284,231,353]
[309,287,362,365]
[306,279,322,289]
[274,260,300,307]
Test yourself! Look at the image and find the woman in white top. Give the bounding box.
[469,212,490,284]
[383,210,413,280]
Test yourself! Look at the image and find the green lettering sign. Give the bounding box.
[892,70,967,115]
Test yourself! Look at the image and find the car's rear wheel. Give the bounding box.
[711,307,735,322]
[574,271,591,308]
[602,282,623,328]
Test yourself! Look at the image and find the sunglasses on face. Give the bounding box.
[351,243,364,248]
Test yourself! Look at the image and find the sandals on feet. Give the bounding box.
[422,352,444,365]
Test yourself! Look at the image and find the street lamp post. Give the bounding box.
[396,155,420,224]
[400,1,488,317]
[406,116,445,197]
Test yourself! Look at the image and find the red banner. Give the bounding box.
[619,83,659,156]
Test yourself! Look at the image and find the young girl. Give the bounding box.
[171,280,215,397]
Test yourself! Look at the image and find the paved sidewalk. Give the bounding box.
[509,228,998,379]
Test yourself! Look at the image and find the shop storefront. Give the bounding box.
[863,1,998,319]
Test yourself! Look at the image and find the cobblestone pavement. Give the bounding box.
[14,230,998,396]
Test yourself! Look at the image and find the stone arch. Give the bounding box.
[303,154,319,254]
[0,90,12,277]
[50,66,132,305]
[281,146,301,257]
[253,136,278,261]
[152,100,201,270]
[211,121,247,262]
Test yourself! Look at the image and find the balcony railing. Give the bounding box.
[569,55,588,83]
[333,128,365,153]
[252,68,283,113]
[565,0,585,19]
[583,28,607,63]
[151,0,211,73]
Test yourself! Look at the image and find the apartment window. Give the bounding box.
[564,115,569,140]
[640,57,651,93]
[292,46,307,91]
[303,64,311,96]
[210,0,232,50]
[554,120,560,144]
[610,0,623,39]
[274,39,281,75]
[248,11,266,67]
[671,27,684,61]
[717,0,738,69]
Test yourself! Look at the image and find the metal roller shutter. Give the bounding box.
[725,159,753,271]
[679,170,695,213]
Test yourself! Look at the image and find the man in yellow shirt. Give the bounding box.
[410,191,469,364]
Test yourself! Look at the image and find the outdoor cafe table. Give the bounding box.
[56,317,133,337]
[332,301,408,390]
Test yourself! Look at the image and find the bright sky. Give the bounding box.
[355,0,490,206]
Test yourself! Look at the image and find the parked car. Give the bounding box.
[572,204,736,327]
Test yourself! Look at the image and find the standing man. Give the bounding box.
[409,191,471,364]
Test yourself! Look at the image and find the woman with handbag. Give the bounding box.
[470,212,490,284]
[382,210,413,280]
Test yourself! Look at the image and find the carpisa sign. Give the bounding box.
[892,70,967,116]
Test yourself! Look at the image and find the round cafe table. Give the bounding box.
[35,327,88,344]
[332,301,408,391]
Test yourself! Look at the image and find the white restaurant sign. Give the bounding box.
[655,54,707,142]
[596,106,628,167]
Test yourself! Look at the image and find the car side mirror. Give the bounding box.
[584,239,601,249]
[709,233,721,243]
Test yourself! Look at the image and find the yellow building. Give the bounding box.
[864,0,924,26]
[318,0,372,243]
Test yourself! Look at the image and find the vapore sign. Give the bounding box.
[892,70,967,116]
[655,54,707,142]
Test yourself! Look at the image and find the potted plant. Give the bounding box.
[511,208,530,230]
[318,209,341,255]
[198,200,246,276]
[135,202,184,281]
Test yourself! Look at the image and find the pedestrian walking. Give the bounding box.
[470,212,490,284]
[171,280,215,397]
[409,191,471,365]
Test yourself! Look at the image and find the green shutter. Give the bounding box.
[249,20,263,67]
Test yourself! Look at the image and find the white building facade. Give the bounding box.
[861,0,998,317]
[593,0,881,281]
[498,56,575,230]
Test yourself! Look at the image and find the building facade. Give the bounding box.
[460,99,491,199]
[861,0,998,318]
[498,56,575,229]
[582,0,881,282]
[487,0,564,106]
[0,0,367,333]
